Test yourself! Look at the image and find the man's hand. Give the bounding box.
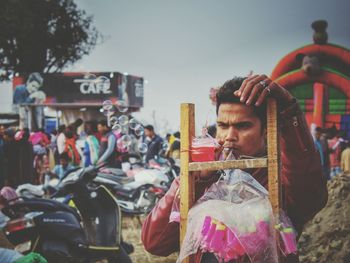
[29,91,46,102]
[233,74,294,107]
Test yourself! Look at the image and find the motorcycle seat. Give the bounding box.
[3,197,80,220]
[98,168,126,177]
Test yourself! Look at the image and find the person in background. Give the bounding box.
[166,131,180,160]
[17,128,34,185]
[341,141,350,173]
[2,128,19,187]
[165,133,175,158]
[97,120,119,168]
[83,123,100,167]
[314,127,331,180]
[64,126,81,166]
[0,125,5,188]
[56,125,66,157]
[48,152,75,179]
[328,129,343,178]
[144,125,163,162]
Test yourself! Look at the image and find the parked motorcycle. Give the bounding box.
[93,155,179,215]
[1,165,132,263]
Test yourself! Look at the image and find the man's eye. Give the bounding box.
[217,123,228,129]
[237,123,252,129]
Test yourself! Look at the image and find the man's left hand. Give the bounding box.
[233,74,294,106]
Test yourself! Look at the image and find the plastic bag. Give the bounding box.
[190,129,219,162]
[177,169,279,263]
[275,210,297,256]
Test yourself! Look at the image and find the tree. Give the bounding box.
[0,0,101,79]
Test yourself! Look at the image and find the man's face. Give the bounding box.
[315,131,322,140]
[145,129,153,139]
[97,124,106,134]
[60,158,68,168]
[26,81,41,93]
[216,103,266,157]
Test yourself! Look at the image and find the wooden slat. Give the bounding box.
[188,158,268,171]
[267,98,281,215]
[179,103,195,263]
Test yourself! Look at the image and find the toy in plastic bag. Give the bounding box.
[177,169,279,263]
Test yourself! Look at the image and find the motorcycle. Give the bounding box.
[1,165,132,263]
[93,156,179,215]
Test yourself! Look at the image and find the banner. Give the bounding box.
[12,72,144,108]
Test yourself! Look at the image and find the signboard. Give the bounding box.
[12,72,144,108]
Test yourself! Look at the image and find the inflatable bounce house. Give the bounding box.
[271,20,350,139]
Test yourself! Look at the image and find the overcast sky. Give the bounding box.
[72,0,350,135]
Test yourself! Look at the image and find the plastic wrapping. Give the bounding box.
[275,210,298,256]
[190,131,219,162]
[177,169,279,263]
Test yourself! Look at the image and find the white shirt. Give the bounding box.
[57,132,66,154]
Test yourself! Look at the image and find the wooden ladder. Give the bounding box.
[179,99,281,263]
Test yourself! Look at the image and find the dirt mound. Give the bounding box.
[298,172,350,263]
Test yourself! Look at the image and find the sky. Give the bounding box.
[71,0,350,135]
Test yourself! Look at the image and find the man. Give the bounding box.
[13,72,46,129]
[144,125,163,162]
[328,130,346,178]
[49,152,75,179]
[13,72,45,105]
[141,75,328,262]
[0,126,5,188]
[56,125,66,155]
[341,141,350,173]
[97,120,119,168]
[314,127,331,180]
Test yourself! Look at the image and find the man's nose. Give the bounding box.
[226,127,238,141]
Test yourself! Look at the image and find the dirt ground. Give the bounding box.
[122,215,178,263]
[298,172,350,263]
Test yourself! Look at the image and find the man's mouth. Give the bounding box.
[222,146,240,160]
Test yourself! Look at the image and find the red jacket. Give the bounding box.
[141,102,328,262]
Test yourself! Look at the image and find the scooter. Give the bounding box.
[93,169,166,215]
[93,156,179,215]
[1,165,132,263]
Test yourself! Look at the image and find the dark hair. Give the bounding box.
[65,125,74,138]
[216,77,267,128]
[207,125,217,138]
[173,131,180,138]
[22,128,30,142]
[145,125,154,132]
[85,122,97,135]
[59,152,70,161]
[58,125,66,133]
[26,72,43,86]
[315,127,323,133]
[72,118,83,128]
[98,120,108,127]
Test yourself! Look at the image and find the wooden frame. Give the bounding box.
[179,99,281,263]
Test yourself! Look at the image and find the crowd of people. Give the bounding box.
[0,119,181,189]
[313,126,350,180]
